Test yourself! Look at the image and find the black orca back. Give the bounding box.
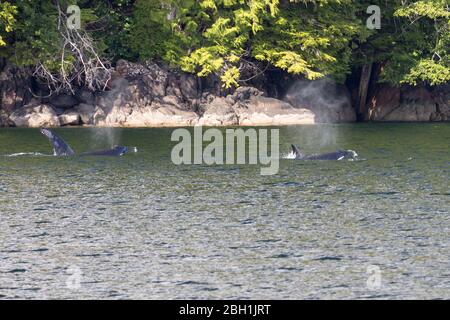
[41,128,75,156]
[291,144,304,159]
[80,146,128,157]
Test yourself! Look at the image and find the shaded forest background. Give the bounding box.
[0,0,449,121]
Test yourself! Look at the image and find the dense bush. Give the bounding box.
[0,0,448,89]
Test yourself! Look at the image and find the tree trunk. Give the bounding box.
[357,63,373,120]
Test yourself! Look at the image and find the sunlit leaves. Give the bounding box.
[0,1,16,46]
[3,0,449,88]
[402,59,450,86]
[221,66,240,88]
[179,0,360,87]
[394,0,450,19]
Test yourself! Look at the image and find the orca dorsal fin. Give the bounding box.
[40,128,75,156]
[291,144,304,159]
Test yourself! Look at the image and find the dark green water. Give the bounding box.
[0,124,449,299]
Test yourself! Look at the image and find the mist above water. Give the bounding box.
[87,127,122,149]
[86,78,129,149]
[283,78,355,152]
[284,78,352,123]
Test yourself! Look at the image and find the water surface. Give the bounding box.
[0,124,449,299]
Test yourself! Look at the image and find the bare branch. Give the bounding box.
[33,3,112,96]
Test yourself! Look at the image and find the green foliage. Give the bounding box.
[9,0,61,69]
[395,0,450,19]
[128,0,205,66]
[392,0,450,86]
[173,0,362,88]
[221,65,240,88]
[88,0,136,61]
[353,0,450,86]
[3,1,103,72]
[252,1,361,84]
[0,0,17,46]
[1,0,449,88]
[402,59,450,86]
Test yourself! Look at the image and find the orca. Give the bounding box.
[41,128,128,157]
[290,144,358,161]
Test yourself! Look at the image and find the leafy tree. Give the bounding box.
[129,0,364,88]
[88,0,136,61]
[353,0,450,86]
[128,0,205,65]
[394,0,450,85]
[0,0,16,47]
[3,1,112,92]
[250,0,362,84]
[1,0,448,90]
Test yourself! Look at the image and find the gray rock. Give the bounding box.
[197,92,315,126]
[0,110,9,127]
[162,95,183,108]
[432,84,450,121]
[370,86,437,122]
[75,103,96,124]
[58,111,80,126]
[236,96,315,125]
[383,102,436,122]
[115,60,200,107]
[9,104,60,127]
[0,63,33,113]
[367,85,401,120]
[53,107,66,116]
[92,78,198,127]
[94,102,199,127]
[231,86,264,102]
[119,60,168,97]
[198,97,238,126]
[178,73,199,100]
[75,89,95,105]
[430,112,442,122]
[50,94,79,109]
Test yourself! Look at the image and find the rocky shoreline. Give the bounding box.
[1,60,449,127]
